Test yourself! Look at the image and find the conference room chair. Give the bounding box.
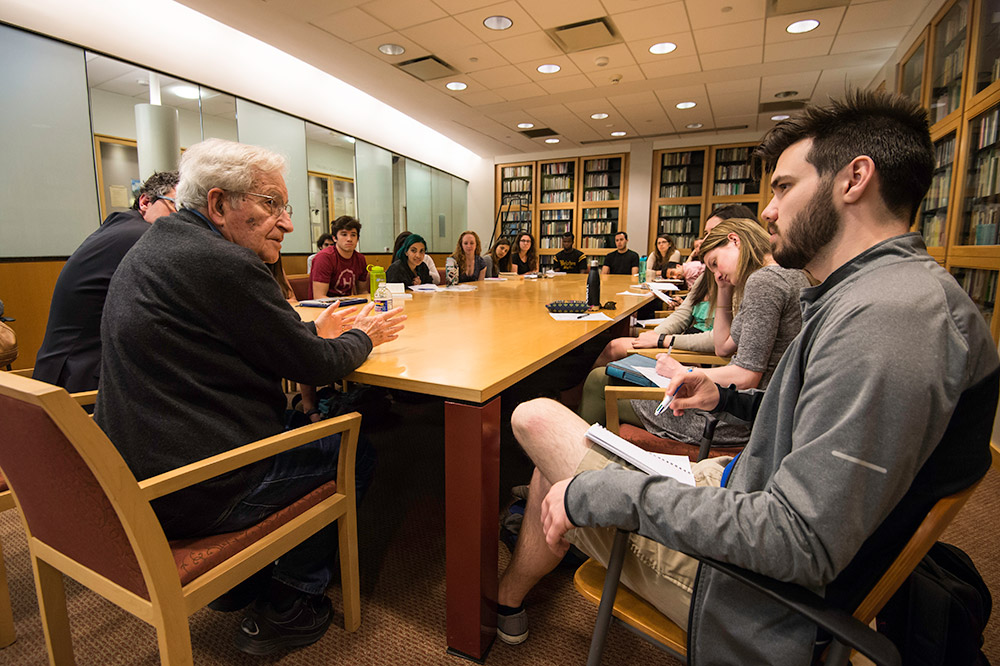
[0,372,362,665]
[287,274,311,302]
[0,474,13,648]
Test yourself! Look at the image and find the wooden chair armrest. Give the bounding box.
[604,385,667,434]
[139,412,362,501]
[5,367,34,378]
[629,348,731,366]
[71,390,97,406]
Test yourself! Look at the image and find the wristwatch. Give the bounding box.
[658,333,668,348]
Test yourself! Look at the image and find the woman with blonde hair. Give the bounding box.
[446,230,486,282]
[579,218,810,447]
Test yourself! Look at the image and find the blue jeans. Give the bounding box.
[207,424,376,596]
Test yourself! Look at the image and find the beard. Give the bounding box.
[771,177,840,270]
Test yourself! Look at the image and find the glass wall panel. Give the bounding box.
[355,140,395,253]
[0,25,99,257]
[235,98,310,253]
[200,87,237,141]
[306,123,356,247]
[405,159,432,249]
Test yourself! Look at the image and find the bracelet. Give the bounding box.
[658,333,668,348]
[305,408,321,418]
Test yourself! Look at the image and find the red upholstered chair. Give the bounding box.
[604,386,744,462]
[0,475,14,648]
[288,275,312,302]
[0,372,362,665]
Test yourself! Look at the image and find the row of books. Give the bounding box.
[971,147,999,199]
[539,236,566,248]
[952,267,996,325]
[540,209,572,220]
[715,146,751,163]
[501,222,531,237]
[934,46,965,92]
[934,136,956,168]
[920,210,948,247]
[657,217,699,234]
[662,151,700,166]
[583,190,620,201]
[582,209,619,221]
[966,203,1000,245]
[502,165,531,178]
[541,191,572,203]
[585,158,619,172]
[584,173,619,187]
[659,204,700,217]
[500,192,531,205]
[661,166,694,183]
[541,162,572,175]
[581,221,618,235]
[976,107,999,150]
[501,177,532,193]
[580,237,610,248]
[660,184,696,198]
[540,221,571,235]
[665,233,698,248]
[939,4,967,47]
[713,182,755,196]
[922,166,952,211]
[541,175,573,190]
[715,164,752,180]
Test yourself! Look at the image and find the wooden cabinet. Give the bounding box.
[708,143,765,223]
[580,154,627,253]
[929,0,970,128]
[947,262,1000,341]
[649,148,707,253]
[898,29,929,109]
[967,0,1000,107]
[495,161,534,240]
[951,93,1000,256]
[538,159,577,257]
[918,120,962,261]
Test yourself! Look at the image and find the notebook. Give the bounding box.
[585,424,694,485]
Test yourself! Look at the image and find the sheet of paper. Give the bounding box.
[484,277,507,281]
[647,282,679,292]
[650,290,678,304]
[616,290,649,296]
[408,284,442,292]
[585,424,694,485]
[638,318,668,327]
[108,185,130,208]
[635,367,671,388]
[549,312,613,321]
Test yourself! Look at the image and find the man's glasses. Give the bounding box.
[242,191,293,217]
[157,196,180,212]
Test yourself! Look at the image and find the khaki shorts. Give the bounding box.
[565,447,729,631]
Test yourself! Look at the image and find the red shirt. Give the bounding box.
[310,247,367,297]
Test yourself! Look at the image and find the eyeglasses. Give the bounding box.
[157,196,180,212]
[242,191,293,217]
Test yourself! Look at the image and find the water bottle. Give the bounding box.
[367,264,386,299]
[638,255,647,282]
[373,282,392,313]
[445,262,459,286]
[586,259,601,307]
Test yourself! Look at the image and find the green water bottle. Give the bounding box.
[367,264,386,299]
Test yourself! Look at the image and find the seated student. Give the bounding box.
[495,92,998,663]
[393,231,441,284]
[511,232,538,274]
[311,215,368,298]
[647,233,682,279]
[578,218,809,433]
[602,231,639,275]
[664,261,705,289]
[386,233,432,286]
[554,233,587,273]
[483,237,512,277]
[445,230,486,282]
[306,233,334,274]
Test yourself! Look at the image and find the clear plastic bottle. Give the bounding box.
[373,282,392,313]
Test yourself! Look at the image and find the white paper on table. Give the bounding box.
[408,284,442,292]
[386,282,405,294]
[585,424,694,485]
[650,290,678,304]
[617,290,649,296]
[484,277,507,281]
[549,312,613,321]
[635,367,671,388]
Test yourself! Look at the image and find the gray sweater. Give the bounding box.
[96,210,373,536]
[566,234,998,664]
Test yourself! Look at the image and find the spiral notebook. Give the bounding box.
[585,424,695,486]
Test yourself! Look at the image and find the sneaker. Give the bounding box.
[207,567,271,613]
[234,594,333,655]
[496,607,528,645]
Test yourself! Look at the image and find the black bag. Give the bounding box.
[877,542,992,666]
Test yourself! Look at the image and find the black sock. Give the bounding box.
[268,580,307,613]
[497,603,524,616]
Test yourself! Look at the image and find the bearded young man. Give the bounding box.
[493,91,999,663]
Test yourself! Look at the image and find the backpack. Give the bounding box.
[877,542,992,666]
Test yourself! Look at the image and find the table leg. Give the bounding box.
[444,397,501,662]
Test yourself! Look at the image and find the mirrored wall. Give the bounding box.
[0,28,468,259]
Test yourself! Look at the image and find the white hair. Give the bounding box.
[176,138,288,210]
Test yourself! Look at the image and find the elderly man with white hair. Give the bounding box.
[96,138,404,655]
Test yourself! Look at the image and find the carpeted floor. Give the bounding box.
[1,391,997,665]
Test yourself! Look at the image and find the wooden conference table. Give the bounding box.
[296,274,652,661]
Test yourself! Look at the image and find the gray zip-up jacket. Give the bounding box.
[566,233,998,664]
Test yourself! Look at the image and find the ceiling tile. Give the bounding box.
[693,20,764,55]
[311,7,391,41]
[684,0,765,31]
[606,90,659,107]
[434,43,509,72]
[625,32,697,64]
[840,0,923,32]
[353,31,431,63]
[455,89,507,106]
[714,114,758,130]
[403,17,482,50]
[490,31,563,61]
[86,58,140,88]
[549,115,607,142]
[494,82,548,100]
[584,65,646,87]
[760,72,820,102]
[654,85,708,108]
[706,77,758,96]
[519,0,607,30]
[539,74,597,94]
[613,2,691,42]
[563,97,613,118]
[830,27,909,55]
[262,0,367,22]
[699,45,762,70]
[360,0,447,30]
[638,54,701,79]
[813,64,885,101]
[763,37,833,63]
[513,55,583,81]
[468,64,532,88]
[764,7,845,45]
[453,1,541,42]
[566,43,637,72]
[599,0,668,13]
[708,90,758,117]
[433,0,496,13]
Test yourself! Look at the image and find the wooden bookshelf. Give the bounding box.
[917,116,962,262]
[649,147,708,255]
[928,0,971,130]
[899,29,930,110]
[579,154,628,254]
[538,158,577,264]
[966,0,1000,112]
[494,161,535,241]
[950,89,1000,259]
[946,260,1000,342]
[707,142,766,225]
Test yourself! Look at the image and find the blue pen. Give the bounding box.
[654,367,692,415]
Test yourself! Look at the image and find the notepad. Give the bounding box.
[585,424,694,485]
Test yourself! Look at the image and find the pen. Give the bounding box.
[654,367,692,415]
[666,337,674,357]
[576,313,589,319]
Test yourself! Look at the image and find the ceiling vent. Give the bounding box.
[767,0,846,16]
[758,100,809,114]
[520,127,558,138]
[548,17,621,53]
[395,56,456,81]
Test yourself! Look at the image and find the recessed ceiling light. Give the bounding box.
[378,43,405,56]
[771,114,790,121]
[517,122,534,129]
[483,15,513,30]
[170,85,200,100]
[786,19,820,34]
[686,123,703,129]
[591,112,609,120]
[545,138,560,143]
[675,101,696,109]
[610,131,627,137]
[537,64,561,74]
[648,42,677,55]
[446,81,468,91]
[774,90,798,98]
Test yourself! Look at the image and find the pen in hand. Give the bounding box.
[654,367,692,415]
